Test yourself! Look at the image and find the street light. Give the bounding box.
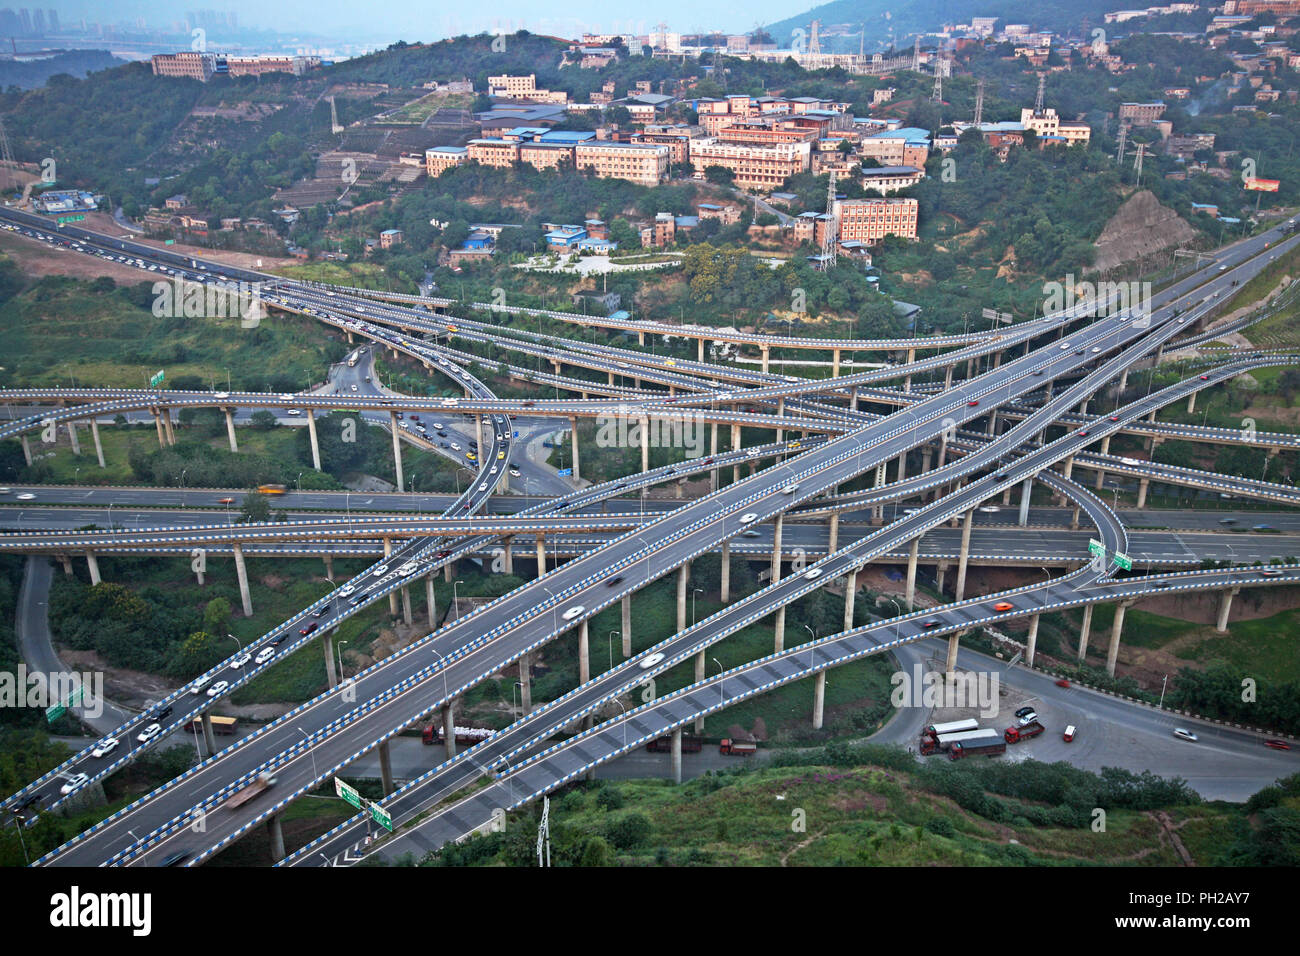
[430,647,449,699]
[337,640,348,683]
[692,587,703,627]
[297,726,319,781]
[227,633,242,653]
[713,656,724,703]
[452,580,464,620]
[608,630,619,670]
[1158,673,1169,710]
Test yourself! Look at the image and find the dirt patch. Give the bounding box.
[56,648,179,710]
[0,231,147,283]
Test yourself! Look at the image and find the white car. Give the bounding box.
[781,483,799,495]
[136,723,163,743]
[213,391,230,399]
[478,483,489,492]
[978,506,999,514]
[1059,342,1071,350]
[287,408,302,416]
[255,647,277,665]
[561,605,585,621]
[450,442,461,451]
[229,652,252,670]
[803,568,823,580]
[441,399,458,406]
[739,513,759,524]
[372,564,390,576]
[92,737,120,758]
[1173,728,1199,742]
[16,492,35,500]
[639,652,665,669]
[280,393,294,400]
[398,561,420,576]
[338,584,356,597]
[189,677,212,695]
[60,773,90,795]
[509,467,521,477]
[206,680,229,697]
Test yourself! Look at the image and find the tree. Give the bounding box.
[249,410,278,431]
[239,491,270,523]
[704,165,736,187]
[202,597,231,636]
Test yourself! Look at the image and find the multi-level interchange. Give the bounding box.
[2,205,1298,866]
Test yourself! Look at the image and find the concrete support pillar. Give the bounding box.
[306,411,321,471]
[426,575,437,627]
[1094,466,1106,491]
[710,422,718,492]
[162,409,176,446]
[20,434,32,466]
[85,551,101,585]
[693,652,705,734]
[1137,477,1150,509]
[832,348,841,378]
[697,338,704,362]
[442,702,456,758]
[812,671,826,730]
[201,712,216,756]
[443,563,453,584]
[720,540,731,603]
[850,387,859,412]
[383,539,397,616]
[578,620,590,684]
[621,596,632,657]
[90,418,105,468]
[640,417,650,474]
[1100,435,1111,457]
[769,514,784,586]
[922,447,933,474]
[535,535,546,576]
[944,364,953,391]
[152,409,166,449]
[774,605,786,653]
[1187,391,1196,415]
[232,542,252,617]
[502,538,513,576]
[59,555,72,576]
[1077,604,1094,662]
[569,417,580,482]
[1216,588,1238,634]
[842,571,857,632]
[1025,614,1040,668]
[954,509,974,602]
[828,511,840,556]
[518,652,532,713]
[388,412,404,492]
[760,346,770,374]
[1106,600,1133,677]
[670,727,683,784]
[67,420,81,456]
[945,634,960,676]
[676,562,689,634]
[378,740,395,796]
[731,423,741,485]
[905,538,920,610]
[400,584,413,626]
[776,397,785,445]
[1070,505,1081,531]
[224,408,238,453]
[895,450,907,482]
[266,815,285,863]
[323,631,337,688]
[937,563,948,595]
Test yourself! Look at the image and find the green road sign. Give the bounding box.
[369,803,393,831]
[149,370,165,389]
[334,778,362,810]
[56,214,85,224]
[164,239,175,245]
[1087,539,1104,558]
[1113,552,1133,571]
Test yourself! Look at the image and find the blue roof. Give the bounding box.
[539,130,597,143]
[871,127,931,142]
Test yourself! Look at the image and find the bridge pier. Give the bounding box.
[872,464,886,523]
[85,551,101,585]
[827,511,840,556]
[1025,614,1040,667]
[67,420,81,456]
[710,422,718,491]
[59,555,72,576]
[569,417,580,482]
[426,574,438,627]
[232,542,253,616]
[944,364,953,391]
[850,386,859,412]
[621,596,632,656]
[201,712,216,756]
[1106,600,1134,676]
[1216,587,1239,633]
[323,630,337,688]
[720,541,731,603]
[518,652,532,713]
[760,345,770,374]
[671,727,683,784]
[378,740,395,796]
[388,412,404,492]
[676,562,690,634]
[535,534,546,576]
[640,417,650,474]
[306,411,321,470]
[842,570,857,631]
[442,702,456,758]
[89,419,105,468]
[162,409,176,446]
[1187,391,1196,415]
[1070,504,1081,530]
[578,620,590,684]
[1094,466,1106,491]
[945,634,959,676]
[501,538,513,576]
[775,397,785,446]
[20,434,32,466]
[1077,604,1094,661]
[905,538,920,609]
[895,451,907,482]
[224,408,238,453]
[383,539,398,616]
[954,509,974,602]
[731,423,741,485]
[936,562,948,596]
[152,409,166,449]
[936,436,948,470]
[694,652,705,733]
[812,670,826,729]
[400,585,413,626]
[1137,477,1150,509]
[443,562,453,583]
[266,814,285,863]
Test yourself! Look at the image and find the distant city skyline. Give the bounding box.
[39,1,805,45]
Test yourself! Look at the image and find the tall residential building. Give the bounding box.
[833,198,919,243]
[1019,107,1091,146]
[574,141,669,185]
[688,138,811,191]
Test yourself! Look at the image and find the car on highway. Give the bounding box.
[338,583,356,597]
[16,492,34,500]
[137,723,163,744]
[466,452,477,462]
[922,619,941,629]
[803,568,823,580]
[1260,569,1283,577]
[1264,739,1291,751]
[1060,342,1071,349]
[60,773,90,795]
[509,467,521,478]
[372,564,389,576]
[1109,415,1120,422]
[1055,678,1071,688]
[966,399,979,406]
[229,652,252,670]
[299,621,319,636]
[287,408,302,416]
[1199,374,1210,381]
[781,483,800,494]
[92,737,120,758]
[640,652,665,669]
[1091,346,1102,353]
[978,505,999,513]
[561,605,585,621]
[398,561,420,576]
[217,496,235,505]
[478,482,489,492]
[1151,580,1170,588]
[206,680,229,697]
[992,601,1014,612]
[741,529,761,537]
[1173,728,1199,742]
[254,647,276,665]
[189,676,213,695]
[739,513,759,524]
[213,391,230,399]
[1078,429,1090,437]
[497,450,505,459]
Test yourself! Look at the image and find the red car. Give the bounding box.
[1078,429,1090,437]
[1055,678,1071,688]
[967,399,979,407]
[993,601,1014,612]
[1264,739,1291,751]
[299,621,319,636]
[1109,415,1120,422]
[1199,375,1210,381]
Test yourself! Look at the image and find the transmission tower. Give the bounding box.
[973,78,985,126]
[1133,142,1146,187]
[1115,123,1128,166]
[1034,73,1045,114]
[912,35,921,71]
[536,796,551,867]
[932,67,942,103]
[821,171,838,268]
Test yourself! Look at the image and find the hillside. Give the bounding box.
[0,49,124,90]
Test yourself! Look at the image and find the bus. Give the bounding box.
[257,483,287,495]
[924,718,979,740]
[185,715,239,736]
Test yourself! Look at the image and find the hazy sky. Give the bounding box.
[51,1,808,43]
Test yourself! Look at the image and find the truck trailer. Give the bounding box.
[719,738,757,756]
[1004,720,1046,744]
[949,737,1007,759]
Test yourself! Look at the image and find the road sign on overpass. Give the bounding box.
[149,369,166,388]
[1088,539,1105,558]
[335,777,362,810]
[1113,551,1133,571]
[369,803,393,831]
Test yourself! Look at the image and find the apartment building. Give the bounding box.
[518,142,575,170]
[833,198,919,243]
[1118,101,1166,126]
[1019,107,1091,145]
[150,51,321,80]
[860,165,925,194]
[860,128,931,167]
[425,146,468,175]
[631,124,704,165]
[150,51,214,80]
[487,73,568,104]
[689,138,811,191]
[574,141,669,185]
[466,139,522,167]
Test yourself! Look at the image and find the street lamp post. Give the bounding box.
[337,640,348,683]
[692,587,703,627]
[713,656,724,703]
[608,630,618,670]
[1158,673,1169,710]
[452,579,464,621]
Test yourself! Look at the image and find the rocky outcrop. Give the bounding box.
[1091,190,1197,276]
